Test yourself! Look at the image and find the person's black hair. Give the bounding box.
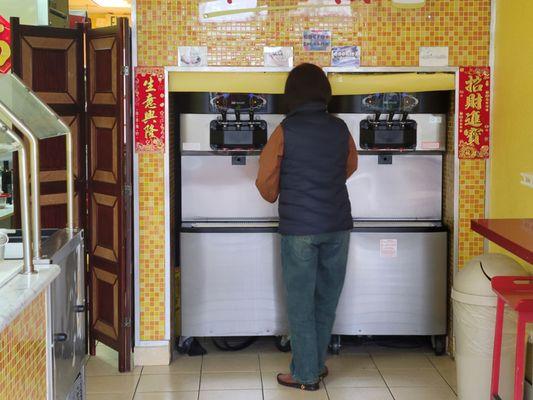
[284,63,332,113]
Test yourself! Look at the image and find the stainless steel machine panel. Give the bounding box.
[348,154,443,220]
[337,113,447,151]
[180,114,285,152]
[182,155,278,220]
[45,230,87,400]
[181,230,287,337]
[333,229,447,335]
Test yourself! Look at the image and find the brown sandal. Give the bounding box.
[276,373,320,391]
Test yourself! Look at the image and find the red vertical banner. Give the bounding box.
[0,15,11,74]
[458,66,490,159]
[135,67,166,153]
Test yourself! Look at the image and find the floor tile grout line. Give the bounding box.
[197,354,204,400]
[427,355,457,395]
[369,353,397,400]
[258,352,266,400]
[131,366,143,400]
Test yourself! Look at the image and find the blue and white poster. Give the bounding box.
[331,46,361,67]
[303,29,332,52]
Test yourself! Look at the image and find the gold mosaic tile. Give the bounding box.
[136,0,491,341]
[137,0,491,68]
[138,152,167,341]
[458,159,486,269]
[0,294,47,400]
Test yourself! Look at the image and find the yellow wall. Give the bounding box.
[490,0,533,269]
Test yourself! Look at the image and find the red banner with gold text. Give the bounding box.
[135,67,165,153]
[458,66,490,159]
[0,15,11,74]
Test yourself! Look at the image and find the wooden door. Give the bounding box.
[10,18,86,229]
[86,18,133,372]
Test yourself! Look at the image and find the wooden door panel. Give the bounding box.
[90,116,118,185]
[11,19,85,230]
[91,192,119,262]
[87,18,132,372]
[88,36,118,105]
[20,35,78,104]
[92,266,119,342]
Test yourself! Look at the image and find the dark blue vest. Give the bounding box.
[279,102,353,235]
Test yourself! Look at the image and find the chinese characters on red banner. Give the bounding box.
[135,67,165,153]
[458,67,490,159]
[0,15,11,74]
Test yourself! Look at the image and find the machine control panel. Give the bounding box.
[209,93,268,150]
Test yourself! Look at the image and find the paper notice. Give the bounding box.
[380,239,398,258]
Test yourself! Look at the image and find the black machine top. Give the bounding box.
[174,91,451,115]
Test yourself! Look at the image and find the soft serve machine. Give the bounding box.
[179,87,449,354]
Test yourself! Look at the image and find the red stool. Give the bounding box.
[490,276,533,400]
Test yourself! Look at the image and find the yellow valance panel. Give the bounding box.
[168,71,455,95]
[329,73,456,95]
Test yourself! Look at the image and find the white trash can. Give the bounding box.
[452,254,529,400]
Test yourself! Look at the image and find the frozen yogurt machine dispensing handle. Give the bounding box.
[0,73,74,274]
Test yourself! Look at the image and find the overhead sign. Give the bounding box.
[458,67,490,159]
[0,16,11,74]
[135,67,166,153]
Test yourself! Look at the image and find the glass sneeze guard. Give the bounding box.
[0,73,70,139]
[0,73,74,271]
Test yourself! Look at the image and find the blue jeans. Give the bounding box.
[281,230,350,384]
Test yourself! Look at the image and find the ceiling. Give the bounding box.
[69,0,131,15]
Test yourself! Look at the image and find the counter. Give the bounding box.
[0,262,60,332]
[471,219,533,264]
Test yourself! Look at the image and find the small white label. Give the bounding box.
[380,239,398,258]
[429,115,443,124]
[264,47,294,68]
[422,141,441,150]
[178,46,208,67]
[182,142,201,151]
[419,46,449,67]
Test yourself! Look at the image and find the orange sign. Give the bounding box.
[134,67,165,153]
[0,16,11,74]
[458,67,490,159]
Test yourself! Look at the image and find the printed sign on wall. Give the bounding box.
[0,16,11,74]
[135,67,166,153]
[178,46,208,67]
[264,47,293,68]
[458,66,490,159]
[331,46,360,67]
[303,29,331,52]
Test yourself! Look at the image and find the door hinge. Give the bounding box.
[123,317,131,328]
[121,65,130,76]
[124,184,132,197]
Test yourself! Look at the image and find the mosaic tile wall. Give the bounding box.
[0,293,47,400]
[138,152,167,341]
[136,0,491,341]
[458,159,486,269]
[137,0,490,67]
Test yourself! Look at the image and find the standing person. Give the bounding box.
[256,63,358,391]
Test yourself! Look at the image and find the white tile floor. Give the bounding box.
[86,338,457,400]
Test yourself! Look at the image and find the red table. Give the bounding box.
[471,219,533,264]
[471,219,533,400]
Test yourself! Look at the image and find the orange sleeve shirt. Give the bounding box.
[255,125,358,203]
